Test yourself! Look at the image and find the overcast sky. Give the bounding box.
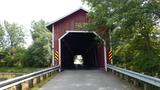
[0,0,89,47]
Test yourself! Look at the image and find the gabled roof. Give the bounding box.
[47,7,88,31]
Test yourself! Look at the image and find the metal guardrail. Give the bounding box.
[107,64,160,87]
[0,65,60,89]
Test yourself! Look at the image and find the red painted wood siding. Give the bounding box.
[51,9,88,65]
[53,9,88,52]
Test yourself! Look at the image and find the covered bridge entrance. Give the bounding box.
[47,8,110,70]
[59,31,106,70]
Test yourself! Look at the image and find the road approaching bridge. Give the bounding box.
[40,70,140,90]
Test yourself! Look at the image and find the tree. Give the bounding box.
[0,21,26,67]
[3,21,25,48]
[24,20,51,67]
[0,24,5,49]
[82,0,160,75]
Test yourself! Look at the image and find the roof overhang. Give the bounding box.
[46,7,89,32]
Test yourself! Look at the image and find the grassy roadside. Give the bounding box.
[31,72,58,90]
[0,67,42,73]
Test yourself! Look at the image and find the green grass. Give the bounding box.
[0,67,42,73]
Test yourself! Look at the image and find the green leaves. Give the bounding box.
[3,21,25,48]
[0,24,5,49]
[83,0,160,76]
[0,21,26,67]
[24,20,51,67]
[0,20,52,68]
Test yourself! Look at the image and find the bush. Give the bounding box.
[0,48,27,67]
[24,40,51,67]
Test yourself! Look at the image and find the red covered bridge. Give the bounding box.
[47,8,111,70]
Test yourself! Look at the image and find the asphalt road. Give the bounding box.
[40,70,140,90]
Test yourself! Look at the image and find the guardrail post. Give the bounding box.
[21,81,29,90]
[17,84,21,90]
[43,74,46,79]
[46,73,49,78]
[29,79,33,88]
[33,78,38,86]
[37,76,40,83]
[133,79,138,87]
[59,68,61,72]
[48,72,51,77]
[110,69,113,73]
[51,71,53,75]
[144,83,150,90]
[40,75,44,82]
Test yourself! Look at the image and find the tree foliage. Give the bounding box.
[3,21,25,48]
[0,24,5,49]
[24,20,51,67]
[0,20,51,68]
[0,21,26,67]
[0,47,27,67]
[82,0,160,76]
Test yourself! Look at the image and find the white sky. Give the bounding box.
[0,0,89,47]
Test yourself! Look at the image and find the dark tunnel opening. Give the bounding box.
[60,32,104,70]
